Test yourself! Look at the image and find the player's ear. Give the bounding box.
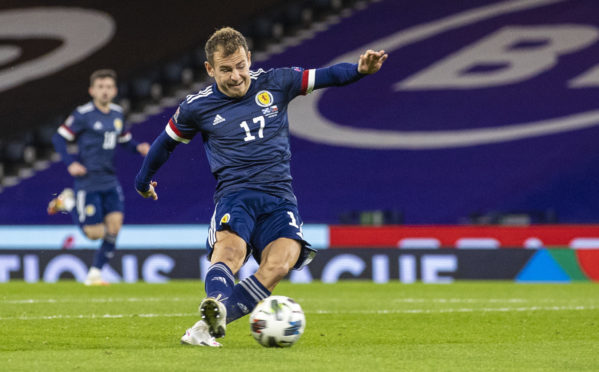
[205,61,214,77]
[247,50,252,68]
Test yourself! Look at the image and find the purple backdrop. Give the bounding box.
[2,0,599,224]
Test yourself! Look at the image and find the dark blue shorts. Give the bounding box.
[72,186,124,227]
[206,189,316,270]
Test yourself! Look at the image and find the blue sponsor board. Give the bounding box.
[0,248,534,283]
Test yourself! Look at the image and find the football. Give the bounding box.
[249,295,305,347]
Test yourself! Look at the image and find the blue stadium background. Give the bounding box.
[1,0,599,226]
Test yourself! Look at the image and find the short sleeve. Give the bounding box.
[165,103,198,144]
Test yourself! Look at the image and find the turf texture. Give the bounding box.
[1,281,598,371]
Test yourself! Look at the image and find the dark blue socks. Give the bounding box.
[204,262,236,301]
[205,262,272,323]
[225,275,271,323]
[92,233,116,269]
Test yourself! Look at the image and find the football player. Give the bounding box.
[49,69,150,285]
[136,27,387,347]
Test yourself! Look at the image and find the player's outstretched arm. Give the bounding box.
[135,131,179,200]
[357,49,388,75]
[305,50,388,93]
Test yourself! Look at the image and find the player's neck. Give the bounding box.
[93,100,111,113]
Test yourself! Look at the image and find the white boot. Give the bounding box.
[47,188,75,215]
[180,320,222,347]
[84,267,108,286]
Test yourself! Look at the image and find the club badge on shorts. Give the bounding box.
[220,213,231,225]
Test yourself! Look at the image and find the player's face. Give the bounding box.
[89,77,117,107]
[206,46,251,98]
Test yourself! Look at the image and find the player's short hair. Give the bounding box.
[90,69,117,86]
[205,27,249,65]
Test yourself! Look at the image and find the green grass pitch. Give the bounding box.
[1,281,598,371]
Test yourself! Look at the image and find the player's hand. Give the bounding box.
[137,181,158,200]
[358,49,388,74]
[137,142,151,156]
[67,161,87,177]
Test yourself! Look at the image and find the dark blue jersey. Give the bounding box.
[166,67,311,203]
[57,101,131,192]
[135,63,363,201]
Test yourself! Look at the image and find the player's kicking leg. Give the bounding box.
[180,319,222,347]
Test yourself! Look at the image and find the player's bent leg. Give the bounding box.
[224,274,271,324]
[254,238,301,291]
[180,320,222,347]
[218,238,300,325]
[47,188,75,215]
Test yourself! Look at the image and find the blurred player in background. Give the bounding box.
[135,27,387,347]
[48,69,150,286]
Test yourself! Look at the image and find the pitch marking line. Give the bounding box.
[0,305,596,321]
[0,312,199,321]
[315,305,598,314]
[2,297,586,305]
[1,297,195,304]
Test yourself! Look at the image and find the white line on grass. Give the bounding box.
[1,297,195,304]
[2,297,578,305]
[0,312,198,321]
[0,305,596,321]
[392,298,532,303]
[314,305,598,314]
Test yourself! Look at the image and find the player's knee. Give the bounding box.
[83,230,103,240]
[83,225,104,240]
[105,226,121,236]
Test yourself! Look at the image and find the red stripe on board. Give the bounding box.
[329,225,599,248]
[577,250,599,281]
